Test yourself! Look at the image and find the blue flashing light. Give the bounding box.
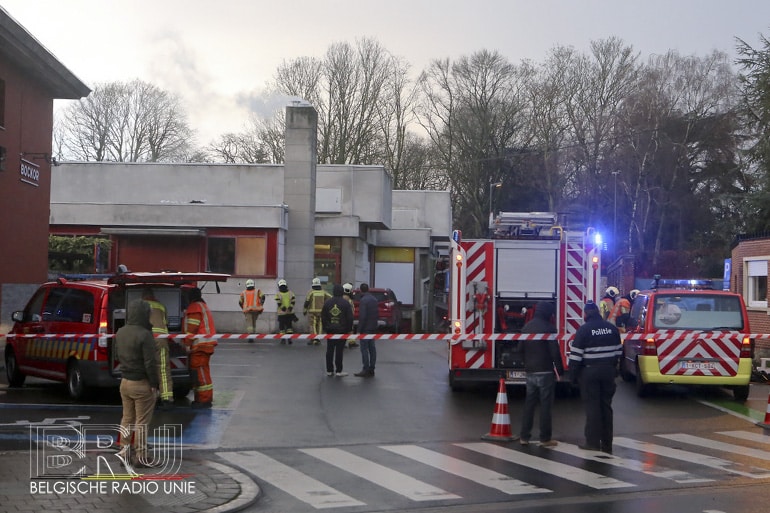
[594,232,603,246]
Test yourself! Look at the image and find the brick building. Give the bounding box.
[0,7,90,326]
[730,234,770,357]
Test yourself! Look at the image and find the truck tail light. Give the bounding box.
[740,336,753,359]
[642,338,657,356]
[97,321,109,349]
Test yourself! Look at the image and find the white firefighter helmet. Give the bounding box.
[629,289,640,300]
[245,279,255,289]
[278,279,287,287]
[606,286,619,298]
[343,283,353,294]
[312,277,321,287]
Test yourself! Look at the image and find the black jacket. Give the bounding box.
[321,284,354,334]
[519,302,564,375]
[358,292,379,334]
[568,309,622,382]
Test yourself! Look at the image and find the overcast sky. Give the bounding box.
[3,0,770,145]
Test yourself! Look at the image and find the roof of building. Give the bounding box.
[0,6,90,99]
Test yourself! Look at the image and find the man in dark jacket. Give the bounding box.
[321,284,354,377]
[115,299,160,468]
[355,283,379,377]
[569,300,623,454]
[515,301,564,447]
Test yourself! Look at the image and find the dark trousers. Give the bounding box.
[579,365,616,450]
[277,313,294,333]
[360,337,376,372]
[326,338,346,373]
[520,371,556,442]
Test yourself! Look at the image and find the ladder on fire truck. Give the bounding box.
[490,211,561,239]
[563,230,591,334]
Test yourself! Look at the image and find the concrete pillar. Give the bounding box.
[284,105,318,331]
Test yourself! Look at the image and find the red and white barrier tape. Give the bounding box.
[5,332,770,341]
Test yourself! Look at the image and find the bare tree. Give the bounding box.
[57,79,193,162]
[207,113,284,164]
[562,37,640,219]
[616,50,739,272]
[418,50,529,237]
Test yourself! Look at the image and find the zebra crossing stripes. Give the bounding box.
[218,450,365,509]
[549,442,713,484]
[381,445,551,495]
[718,430,770,444]
[656,432,770,463]
[216,430,770,511]
[300,447,461,501]
[456,442,633,489]
[614,437,770,478]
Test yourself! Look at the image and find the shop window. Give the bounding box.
[314,237,341,292]
[746,259,768,309]
[208,236,267,276]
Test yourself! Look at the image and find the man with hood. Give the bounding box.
[321,284,354,377]
[514,301,563,448]
[115,299,159,468]
[569,301,623,454]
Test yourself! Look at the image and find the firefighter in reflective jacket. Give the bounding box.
[142,288,173,410]
[608,289,636,332]
[183,287,216,409]
[304,278,331,345]
[599,286,619,320]
[239,279,265,336]
[275,279,297,341]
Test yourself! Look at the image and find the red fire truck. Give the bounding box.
[447,212,602,390]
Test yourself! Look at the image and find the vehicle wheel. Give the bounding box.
[66,360,85,400]
[449,371,461,392]
[733,385,750,402]
[635,361,650,398]
[5,349,26,387]
[173,386,191,399]
[619,354,634,382]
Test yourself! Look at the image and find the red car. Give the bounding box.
[351,287,403,333]
[5,270,229,400]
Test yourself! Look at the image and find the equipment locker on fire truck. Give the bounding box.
[447,212,602,390]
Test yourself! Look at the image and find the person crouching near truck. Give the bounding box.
[183,287,217,409]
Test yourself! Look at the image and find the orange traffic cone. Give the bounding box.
[481,378,515,441]
[758,389,770,430]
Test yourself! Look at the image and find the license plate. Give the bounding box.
[680,361,716,370]
[506,371,526,379]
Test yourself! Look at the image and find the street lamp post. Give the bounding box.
[488,181,503,237]
[489,181,502,216]
[612,171,619,259]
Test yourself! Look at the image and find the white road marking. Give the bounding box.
[657,432,770,464]
[301,447,461,501]
[550,442,713,484]
[615,437,770,478]
[456,442,633,489]
[381,444,551,495]
[216,450,365,509]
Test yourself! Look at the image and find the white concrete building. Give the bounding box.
[48,105,452,333]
